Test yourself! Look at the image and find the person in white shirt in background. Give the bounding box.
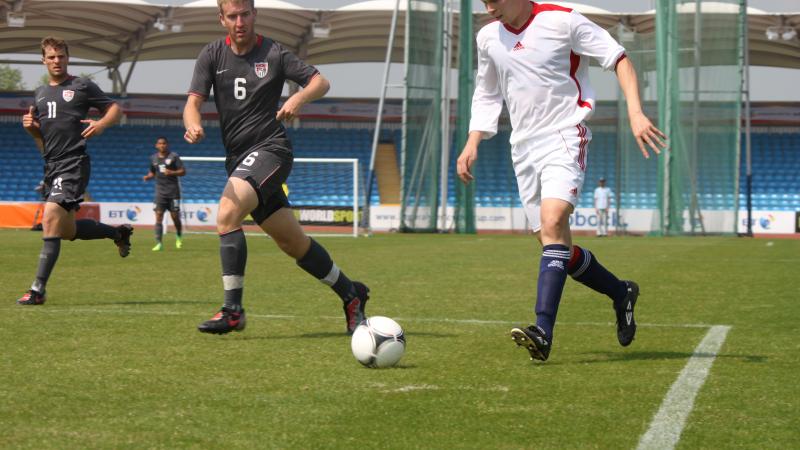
[593,177,612,237]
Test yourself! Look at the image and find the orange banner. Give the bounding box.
[0,202,100,228]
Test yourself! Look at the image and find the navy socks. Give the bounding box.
[535,245,571,341]
[567,245,627,302]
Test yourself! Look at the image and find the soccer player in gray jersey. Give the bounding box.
[183,0,369,335]
[143,136,186,251]
[16,36,131,306]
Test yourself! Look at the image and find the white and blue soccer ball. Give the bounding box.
[350,316,406,368]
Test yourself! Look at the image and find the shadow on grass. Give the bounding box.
[574,350,767,364]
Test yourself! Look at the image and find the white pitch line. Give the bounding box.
[637,325,732,450]
[21,307,719,329]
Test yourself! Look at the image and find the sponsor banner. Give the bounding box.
[100,202,217,226]
[369,206,658,232]
[370,207,769,234]
[0,202,99,228]
[292,206,360,226]
[738,210,798,234]
[796,212,800,234]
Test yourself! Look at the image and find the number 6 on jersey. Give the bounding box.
[234,77,246,100]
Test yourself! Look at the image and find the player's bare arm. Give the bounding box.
[276,74,330,122]
[616,57,667,158]
[183,94,206,144]
[22,105,45,152]
[80,103,122,139]
[164,167,186,177]
[456,131,484,184]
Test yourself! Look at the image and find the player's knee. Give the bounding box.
[43,216,72,239]
[216,205,243,232]
[274,234,306,258]
[540,214,569,235]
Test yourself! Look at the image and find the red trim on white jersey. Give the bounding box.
[503,2,573,35]
[533,2,572,14]
[503,3,536,34]
[569,51,592,110]
[614,53,628,71]
[469,5,625,145]
[576,123,588,171]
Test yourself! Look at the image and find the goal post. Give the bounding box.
[180,156,360,237]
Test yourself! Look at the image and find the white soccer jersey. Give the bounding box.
[594,186,612,209]
[469,2,626,145]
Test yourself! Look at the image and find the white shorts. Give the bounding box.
[512,123,590,232]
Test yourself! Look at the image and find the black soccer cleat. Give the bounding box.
[511,325,551,361]
[16,289,46,306]
[344,282,369,335]
[614,281,639,347]
[197,306,247,334]
[114,224,133,258]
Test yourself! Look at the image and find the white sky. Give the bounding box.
[7,0,800,100]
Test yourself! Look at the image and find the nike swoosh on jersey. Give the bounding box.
[36,97,45,102]
[216,69,229,74]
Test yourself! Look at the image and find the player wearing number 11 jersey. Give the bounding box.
[183,0,369,335]
[16,36,131,306]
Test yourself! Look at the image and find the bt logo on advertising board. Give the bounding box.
[108,206,141,221]
[180,207,212,222]
[742,214,775,230]
[759,215,775,230]
[126,206,141,222]
[196,207,212,222]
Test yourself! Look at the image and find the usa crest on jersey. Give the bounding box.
[62,90,75,102]
[254,62,268,78]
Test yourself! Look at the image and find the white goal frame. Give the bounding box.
[181,156,360,237]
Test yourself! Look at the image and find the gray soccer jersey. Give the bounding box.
[188,35,318,160]
[148,151,183,199]
[32,76,115,162]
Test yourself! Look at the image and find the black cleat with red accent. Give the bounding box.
[197,306,247,334]
[344,282,369,335]
[114,224,133,258]
[17,289,46,306]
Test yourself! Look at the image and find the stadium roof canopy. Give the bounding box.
[1,0,798,92]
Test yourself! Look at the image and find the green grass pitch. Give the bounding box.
[1,229,797,448]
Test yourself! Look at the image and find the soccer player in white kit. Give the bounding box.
[457,0,666,361]
[593,177,612,237]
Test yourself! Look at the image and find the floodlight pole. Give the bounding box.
[743,0,753,237]
[438,0,454,231]
[364,0,402,234]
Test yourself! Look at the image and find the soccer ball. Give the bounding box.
[350,316,406,368]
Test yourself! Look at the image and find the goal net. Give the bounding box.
[178,156,361,237]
